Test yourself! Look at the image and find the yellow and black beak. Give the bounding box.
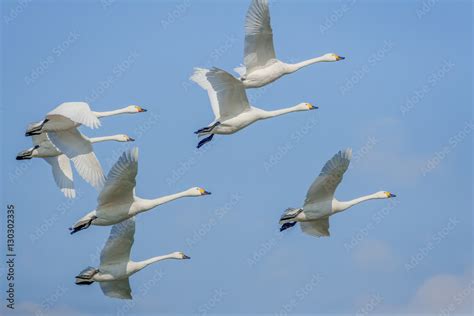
[183,254,191,259]
[336,55,345,61]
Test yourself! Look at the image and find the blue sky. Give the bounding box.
[1,0,472,315]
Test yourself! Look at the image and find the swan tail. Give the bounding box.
[16,146,38,160]
[25,119,49,136]
[70,214,97,235]
[279,208,303,223]
[75,266,98,285]
[279,208,302,232]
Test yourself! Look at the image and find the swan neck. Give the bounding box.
[138,190,191,212]
[261,105,303,119]
[135,255,174,271]
[89,135,120,143]
[288,56,326,72]
[335,193,380,212]
[93,107,129,118]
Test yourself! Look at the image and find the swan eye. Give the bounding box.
[135,106,142,112]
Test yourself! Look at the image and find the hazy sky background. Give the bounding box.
[1,0,472,315]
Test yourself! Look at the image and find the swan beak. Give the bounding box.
[336,55,345,61]
[128,137,135,142]
[389,193,397,198]
[203,190,212,195]
[139,108,147,112]
[307,104,318,110]
[183,254,191,259]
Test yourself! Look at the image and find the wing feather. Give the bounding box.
[47,102,101,129]
[300,218,330,237]
[304,149,352,205]
[97,148,138,207]
[44,155,76,198]
[48,129,105,189]
[100,218,135,266]
[191,67,250,121]
[100,279,132,300]
[244,0,276,73]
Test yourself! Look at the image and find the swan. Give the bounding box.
[25,102,147,136]
[190,67,317,148]
[279,149,397,237]
[234,0,345,89]
[75,217,190,299]
[16,129,135,198]
[70,148,211,234]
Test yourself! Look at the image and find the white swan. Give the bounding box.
[234,0,345,88]
[70,148,211,234]
[279,149,396,237]
[16,129,135,198]
[25,102,146,136]
[190,67,317,148]
[75,217,190,299]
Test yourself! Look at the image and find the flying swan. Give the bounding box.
[25,102,146,136]
[190,67,317,148]
[70,148,211,234]
[279,149,397,237]
[234,0,345,88]
[75,217,190,299]
[16,129,135,198]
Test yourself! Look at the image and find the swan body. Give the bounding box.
[70,148,211,233]
[279,149,396,237]
[25,102,146,136]
[237,0,344,89]
[16,128,134,198]
[190,67,316,147]
[75,217,190,299]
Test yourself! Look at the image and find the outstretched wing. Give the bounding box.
[100,279,132,300]
[100,218,135,266]
[304,149,352,205]
[244,0,276,74]
[47,102,100,129]
[190,67,250,121]
[97,148,138,207]
[300,218,330,237]
[48,128,105,189]
[44,155,76,199]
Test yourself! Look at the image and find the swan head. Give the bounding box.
[127,105,147,113]
[377,191,397,199]
[171,252,191,260]
[323,53,345,62]
[188,187,212,196]
[298,103,318,111]
[115,134,135,142]
[16,145,39,160]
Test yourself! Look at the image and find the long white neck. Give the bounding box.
[136,190,192,213]
[287,55,328,72]
[93,107,131,118]
[333,193,382,213]
[134,254,177,272]
[260,105,305,119]
[89,135,122,143]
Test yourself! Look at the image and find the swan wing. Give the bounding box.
[44,155,76,199]
[191,67,250,121]
[300,218,330,237]
[48,128,105,189]
[100,218,135,266]
[97,148,138,207]
[100,279,132,299]
[46,102,101,129]
[304,149,352,205]
[244,0,276,74]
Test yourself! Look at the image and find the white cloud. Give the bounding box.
[405,268,473,314]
